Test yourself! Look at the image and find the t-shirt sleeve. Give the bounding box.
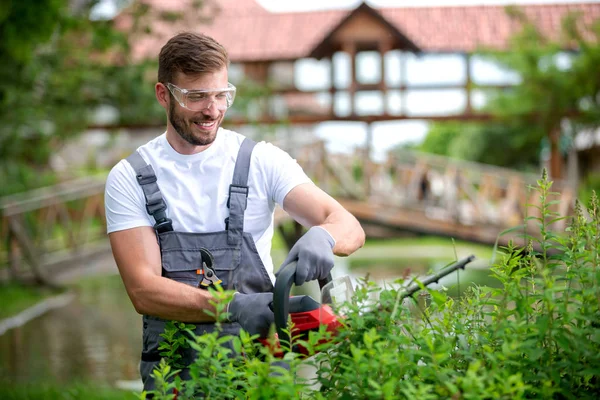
[255,142,313,207]
[104,160,154,234]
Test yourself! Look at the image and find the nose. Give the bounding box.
[201,100,220,116]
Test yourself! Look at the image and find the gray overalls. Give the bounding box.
[126,138,274,392]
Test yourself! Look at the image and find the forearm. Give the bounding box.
[320,209,365,257]
[282,183,365,256]
[109,228,223,323]
[128,271,219,323]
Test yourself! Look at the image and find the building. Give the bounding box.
[111,0,600,176]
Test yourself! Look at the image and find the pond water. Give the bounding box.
[0,273,142,388]
[0,251,497,389]
[344,257,499,297]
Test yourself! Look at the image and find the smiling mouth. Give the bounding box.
[193,120,216,129]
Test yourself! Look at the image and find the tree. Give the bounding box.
[0,0,218,196]
[483,7,600,178]
[0,0,131,195]
[416,8,600,176]
[419,121,544,171]
[417,122,463,157]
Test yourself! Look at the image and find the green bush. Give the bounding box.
[147,172,600,399]
[578,172,600,209]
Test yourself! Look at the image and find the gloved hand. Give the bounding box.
[278,226,335,286]
[227,292,274,338]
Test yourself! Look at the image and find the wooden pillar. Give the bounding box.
[549,126,562,179]
[379,41,392,115]
[400,51,407,116]
[244,62,269,82]
[329,56,336,116]
[243,62,270,119]
[364,121,373,196]
[343,41,357,116]
[464,53,472,114]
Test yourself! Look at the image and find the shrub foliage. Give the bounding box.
[146,173,600,399]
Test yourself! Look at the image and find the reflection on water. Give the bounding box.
[0,274,142,386]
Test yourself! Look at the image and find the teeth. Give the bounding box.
[196,122,214,127]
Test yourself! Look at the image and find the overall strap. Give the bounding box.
[125,151,173,234]
[227,138,256,246]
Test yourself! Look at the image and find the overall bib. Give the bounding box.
[126,138,274,392]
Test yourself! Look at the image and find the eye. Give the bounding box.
[216,92,228,99]
[188,93,208,102]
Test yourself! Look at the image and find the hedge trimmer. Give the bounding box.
[268,255,476,356]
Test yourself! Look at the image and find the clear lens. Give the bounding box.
[167,83,236,111]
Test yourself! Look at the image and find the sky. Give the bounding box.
[90,0,595,159]
[257,0,595,12]
[92,0,597,15]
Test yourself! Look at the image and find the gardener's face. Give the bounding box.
[166,67,229,151]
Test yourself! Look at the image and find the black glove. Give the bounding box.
[278,226,335,286]
[227,292,274,338]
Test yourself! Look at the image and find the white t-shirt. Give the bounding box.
[104,128,312,278]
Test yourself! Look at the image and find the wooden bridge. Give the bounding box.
[279,139,575,246]
[0,140,575,284]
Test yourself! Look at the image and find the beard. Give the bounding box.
[168,100,219,147]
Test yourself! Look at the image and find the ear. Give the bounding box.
[155,82,169,110]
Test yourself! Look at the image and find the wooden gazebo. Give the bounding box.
[115,0,600,178]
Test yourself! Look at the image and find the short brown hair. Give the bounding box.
[158,32,229,84]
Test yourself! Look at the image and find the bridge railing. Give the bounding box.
[0,176,108,284]
[0,139,577,283]
[290,141,575,236]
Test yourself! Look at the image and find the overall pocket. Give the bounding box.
[160,247,240,289]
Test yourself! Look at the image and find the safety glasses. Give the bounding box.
[166,82,236,111]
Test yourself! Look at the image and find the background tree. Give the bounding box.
[419,121,544,171]
[415,7,600,177]
[0,0,130,195]
[0,0,223,196]
[0,0,275,197]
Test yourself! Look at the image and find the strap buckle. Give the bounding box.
[227,184,249,209]
[136,174,157,185]
[154,218,173,233]
[145,203,166,216]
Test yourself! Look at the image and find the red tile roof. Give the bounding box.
[380,3,600,52]
[117,1,600,62]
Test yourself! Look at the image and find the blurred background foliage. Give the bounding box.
[1,0,127,195]
[1,1,600,197]
[409,8,600,176]
[0,0,210,196]
[0,0,276,197]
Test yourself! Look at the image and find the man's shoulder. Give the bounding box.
[219,129,284,160]
[219,127,247,147]
[106,158,135,187]
[107,134,166,185]
[251,140,291,162]
[219,128,283,152]
[133,133,165,159]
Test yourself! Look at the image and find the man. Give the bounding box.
[104,31,365,392]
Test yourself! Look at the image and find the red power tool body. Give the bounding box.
[265,255,476,356]
[262,261,344,356]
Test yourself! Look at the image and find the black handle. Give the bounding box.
[273,261,332,348]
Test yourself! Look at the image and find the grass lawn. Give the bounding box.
[273,228,496,259]
[271,230,499,275]
[0,382,137,400]
[349,236,498,264]
[0,282,65,320]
